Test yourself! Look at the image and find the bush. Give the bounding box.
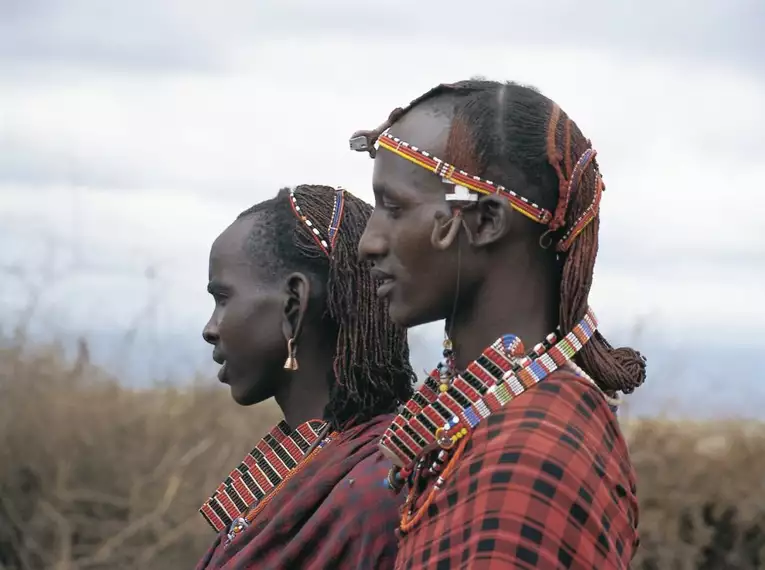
[0,335,281,570]
[1,336,763,569]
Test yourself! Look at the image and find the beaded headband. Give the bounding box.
[376,132,552,224]
[288,186,346,257]
[349,91,604,252]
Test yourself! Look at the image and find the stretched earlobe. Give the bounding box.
[430,211,463,250]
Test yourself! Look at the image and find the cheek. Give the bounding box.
[391,211,438,274]
[219,298,280,351]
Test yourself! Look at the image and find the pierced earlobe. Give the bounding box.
[430,211,464,250]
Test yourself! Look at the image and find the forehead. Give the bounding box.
[209,217,259,282]
[372,107,453,197]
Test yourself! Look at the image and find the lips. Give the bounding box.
[217,362,228,383]
[212,351,228,383]
[370,268,396,299]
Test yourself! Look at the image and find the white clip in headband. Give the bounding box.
[444,184,478,203]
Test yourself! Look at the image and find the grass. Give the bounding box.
[1,334,763,569]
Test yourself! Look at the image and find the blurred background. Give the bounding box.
[1,1,763,568]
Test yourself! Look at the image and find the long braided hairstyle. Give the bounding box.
[351,80,646,395]
[238,185,416,427]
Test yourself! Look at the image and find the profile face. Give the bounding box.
[203,217,286,405]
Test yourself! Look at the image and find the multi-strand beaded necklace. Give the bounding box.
[379,309,602,532]
[200,420,337,546]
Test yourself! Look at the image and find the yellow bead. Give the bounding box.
[439,383,449,393]
[461,428,468,436]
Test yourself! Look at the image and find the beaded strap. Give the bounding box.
[288,187,346,257]
[379,309,598,470]
[199,419,329,533]
[224,429,337,546]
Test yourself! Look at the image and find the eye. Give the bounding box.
[382,199,403,219]
[208,287,230,307]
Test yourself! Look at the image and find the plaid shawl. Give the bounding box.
[196,413,403,570]
[395,370,639,569]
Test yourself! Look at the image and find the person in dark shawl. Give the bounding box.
[349,80,646,569]
[196,184,416,570]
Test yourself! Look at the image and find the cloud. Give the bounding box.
[2,1,762,76]
[0,0,221,72]
[0,8,760,414]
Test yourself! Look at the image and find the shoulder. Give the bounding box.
[442,371,639,566]
[327,449,403,512]
[321,415,406,516]
[469,370,635,490]
[318,449,404,568]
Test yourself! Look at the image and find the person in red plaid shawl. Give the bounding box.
[196,185,417,569]
[349,80,647,569]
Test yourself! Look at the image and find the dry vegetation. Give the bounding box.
[1,334,764,569]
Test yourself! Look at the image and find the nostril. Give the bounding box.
[202,327,218,345]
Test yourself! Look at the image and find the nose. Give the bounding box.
[358,210,388,263]
[202,316,219,345]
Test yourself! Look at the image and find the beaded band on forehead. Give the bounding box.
[377,132,552,223]
[288,186,346,257]
[350,95,605,252]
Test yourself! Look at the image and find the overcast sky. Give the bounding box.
[0,0,762,416]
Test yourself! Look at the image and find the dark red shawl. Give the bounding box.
[395,371,640,569]
[196,413,403,570]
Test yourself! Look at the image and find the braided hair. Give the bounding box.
[237,185,416,428]
[352,80,646,395]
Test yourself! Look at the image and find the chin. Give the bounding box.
[229,379,272,407]
[388,299,435,329]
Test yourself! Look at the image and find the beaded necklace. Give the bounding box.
[381,309,601,511]
[199,420,337,546]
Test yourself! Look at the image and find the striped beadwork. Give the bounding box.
[377,132,552,224]
[379,309,598,469]
[375,132,604,252]
[288,186,346,257]
[200,419,328,533]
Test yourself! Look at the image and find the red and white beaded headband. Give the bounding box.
[349,92,604,253]
[288,187,346,257]
[370,131,602,252]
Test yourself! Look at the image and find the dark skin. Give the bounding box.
[359,104,560,370]
[203,215,333,428]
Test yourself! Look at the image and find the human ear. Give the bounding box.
[281,272,311,343]
[461,195,514,247]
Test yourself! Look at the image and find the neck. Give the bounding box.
[447,243,559,370]
[273,337,334,429]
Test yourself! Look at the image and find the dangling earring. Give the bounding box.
[283,338,299,371]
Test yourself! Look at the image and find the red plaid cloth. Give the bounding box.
[395,370,639,569]
[196,414,404,570]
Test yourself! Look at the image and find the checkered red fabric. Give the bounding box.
[196,413,404,570]
[395,370,639,569]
